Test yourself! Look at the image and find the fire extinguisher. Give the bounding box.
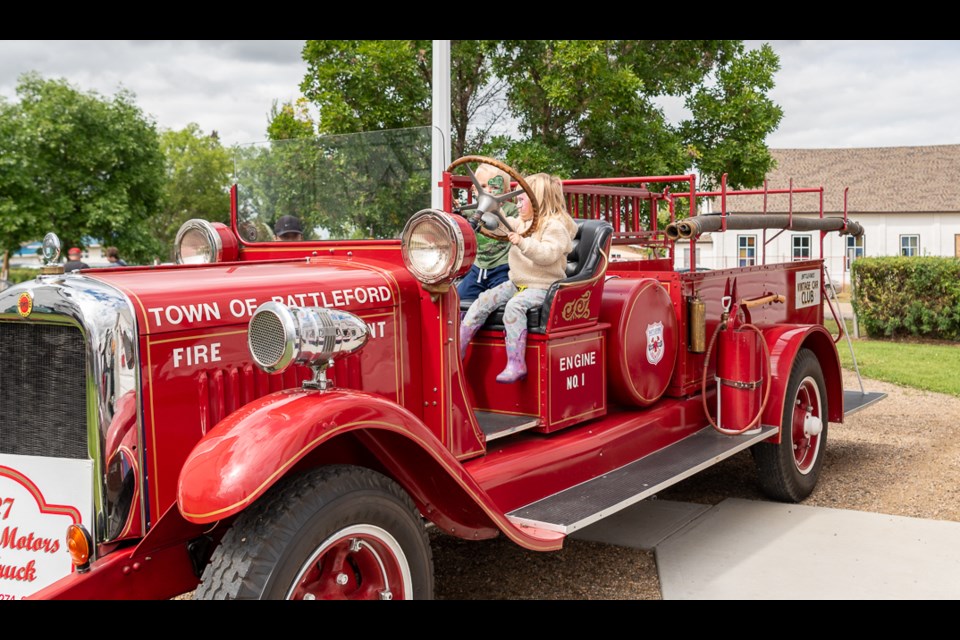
[702,294,781,435]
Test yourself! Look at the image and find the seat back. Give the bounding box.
[459,218,613,334]
[565,219,612,279]
[536,218,613,333]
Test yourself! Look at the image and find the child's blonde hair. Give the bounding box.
[524,172,577,236]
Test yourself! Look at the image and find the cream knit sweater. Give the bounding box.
[506,215,577,290]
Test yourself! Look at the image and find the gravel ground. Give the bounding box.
[431,369,960,600]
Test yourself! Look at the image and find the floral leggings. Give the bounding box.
[462,281,546,349]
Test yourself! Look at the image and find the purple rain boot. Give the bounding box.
[496,330,528,383]
[459,321,481,360]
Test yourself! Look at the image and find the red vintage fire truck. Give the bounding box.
[0,131,881,600]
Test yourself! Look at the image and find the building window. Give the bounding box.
[900,234,919,257]
[682,246,701,268]
[738,235,756,267]
[846,234,865,270]
[792,234,811,261]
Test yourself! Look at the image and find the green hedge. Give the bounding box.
[6,268,40,285]
[852,256,960,340]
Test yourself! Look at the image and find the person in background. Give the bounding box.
[457,164,517,304]
[459,173,578,383]
[274,215,303,241]
[105,246,127,266]
[64,247,89,272]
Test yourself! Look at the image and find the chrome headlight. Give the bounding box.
[175,219,239,265]
[248,302,368,374]
[400,209,476,286]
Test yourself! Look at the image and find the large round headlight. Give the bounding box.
[175,219,239,265]
[400,209,476,285]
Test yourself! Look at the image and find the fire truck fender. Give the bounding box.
[759,324,844,443]
[176,387,552,547]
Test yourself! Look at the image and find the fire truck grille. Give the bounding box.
[0,322,89,460]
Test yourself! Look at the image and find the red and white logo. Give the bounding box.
[17,293,32,318]
[646,322,664,365]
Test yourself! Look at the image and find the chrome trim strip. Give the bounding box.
[0,273,144,554]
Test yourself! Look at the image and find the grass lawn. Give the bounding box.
[824,318,960,397]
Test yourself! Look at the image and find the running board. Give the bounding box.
[475,410,540,442]
[506,425,778,535]
[843,390,886,416]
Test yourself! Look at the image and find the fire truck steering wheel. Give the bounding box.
[447,156,540,242]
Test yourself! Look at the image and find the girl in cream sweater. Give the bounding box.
[459,172,578,383]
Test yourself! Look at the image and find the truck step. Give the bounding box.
[843,390,886,416]
[506,425,778,535]
[475,410,539,442]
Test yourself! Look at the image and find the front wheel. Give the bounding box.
[752,348,828,502]
[193,465,434,600]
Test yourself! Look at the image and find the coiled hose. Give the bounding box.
[701,322,772,436]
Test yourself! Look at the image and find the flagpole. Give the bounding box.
[431,40,451,210]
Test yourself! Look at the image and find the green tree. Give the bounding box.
[680,43,784,190]
[490,40,782,188]
[266,98,316,141]
[0,73,165,265]
[287,40,781,191]
[300,40,431,135]
[236,128,432,243]
[158,123,233,259]
[294,40,504,158]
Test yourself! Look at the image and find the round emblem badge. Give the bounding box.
[17,292,33,318]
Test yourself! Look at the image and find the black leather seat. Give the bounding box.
[460,218,614,334]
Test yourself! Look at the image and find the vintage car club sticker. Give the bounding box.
[646,321,664,365]
[795,269,821,309]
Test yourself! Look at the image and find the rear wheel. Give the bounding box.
[194,465,433,600]
[752,348,828,502]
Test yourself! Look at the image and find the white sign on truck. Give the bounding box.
[0,454,93,599]
[795,269,821,309]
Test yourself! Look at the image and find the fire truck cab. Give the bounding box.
[0,133,881,600]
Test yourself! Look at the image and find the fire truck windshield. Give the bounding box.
[233,126,434,243]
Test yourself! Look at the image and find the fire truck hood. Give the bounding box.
[86,258,407,336]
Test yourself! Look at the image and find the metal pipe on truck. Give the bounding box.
[665,214,864,240]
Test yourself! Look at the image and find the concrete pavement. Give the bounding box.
[571,498,960,600]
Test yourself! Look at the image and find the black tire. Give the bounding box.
[752,348,828,502]
[193,465,433,600]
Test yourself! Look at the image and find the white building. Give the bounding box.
[674,145,960,289]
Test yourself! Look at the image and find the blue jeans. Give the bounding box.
[457,263,510,303]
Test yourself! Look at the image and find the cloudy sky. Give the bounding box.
[1,40,958,150]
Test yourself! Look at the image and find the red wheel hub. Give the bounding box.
[287,525,411,600]
[791,377,822,474]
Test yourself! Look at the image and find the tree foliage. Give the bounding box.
[266,98,317,141]
[290,40,506,159]
[236,127,431,243]
[0,73,165,264]
[284,40,782,191]
[157,123,233,260]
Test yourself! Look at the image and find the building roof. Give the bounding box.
[726,144,960,214]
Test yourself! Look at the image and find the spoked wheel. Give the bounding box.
[790,375,824,475]
[193,465,433,600]
[287,524,412,600]
[447,155,539,242]
[753,348,828,502]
